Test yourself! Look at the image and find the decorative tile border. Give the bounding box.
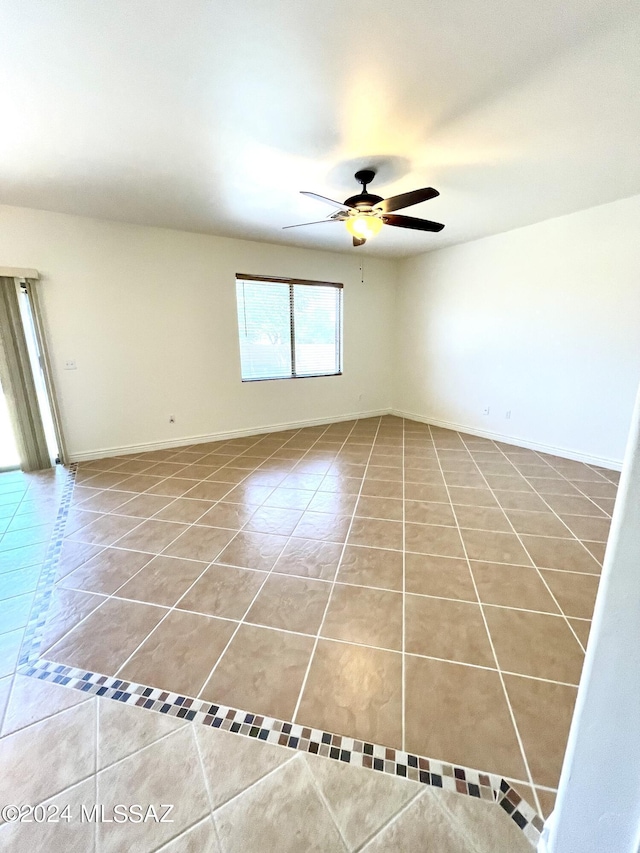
[17,461,543,847]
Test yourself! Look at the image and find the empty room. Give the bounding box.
[0,1,639,851]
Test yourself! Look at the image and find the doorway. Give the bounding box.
[0,275,62,472]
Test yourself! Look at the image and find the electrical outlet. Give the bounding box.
[169,415,175,424]
[64,359,77,370]
[483,406,490,415]
[505,410,512,420]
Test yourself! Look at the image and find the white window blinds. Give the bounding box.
[235,275,343,382]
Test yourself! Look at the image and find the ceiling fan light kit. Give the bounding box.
[285,168,445,247]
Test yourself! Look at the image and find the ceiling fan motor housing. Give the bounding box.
[345,169,383,208]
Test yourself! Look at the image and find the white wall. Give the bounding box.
[0,205,395,459]
[395,194,640,467]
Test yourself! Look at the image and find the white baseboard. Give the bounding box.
[68,408,394,462]
[392,409,623,471]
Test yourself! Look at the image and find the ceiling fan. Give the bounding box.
[284,169,445,246]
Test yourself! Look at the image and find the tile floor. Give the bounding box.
[0,674,532,852]
[0,415,619,847]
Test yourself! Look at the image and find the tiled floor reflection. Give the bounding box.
[2,416,619,825]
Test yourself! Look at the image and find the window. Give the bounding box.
[235,274,343,382]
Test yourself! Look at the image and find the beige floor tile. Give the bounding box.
[536,788,557,819]
[568,618,591,646]
[153,498,215,523]
[201,624,314,719]
[405,523,465,558]
[273,538,343,581]
[360,787,476,852]
[263,487,315,510]
[453,505,512,532]
[404,656,527,779]
[310,491,359,515]
[404,500,456,526]
[97,726,209,853]
[197,501,256,529]
[182,481,235,501]
[582,540,606,563]
[111,473,166,493]
[223,483,275,505]
[217,530,288,570]
[558,514,610,541]
[245,506,304,535]
[337,545,403,591]
[39,588,105,651]
[348,517,403,551]
[178,563,266,619]
[492,490,549,512]
[157,817,221,852]
[461,529,533,566]
[113,518,188,553]
[54,539,104,581]
[296,639,402,747]
[360,478,403,499]
[304,751,421,849]
[194,724,291,808]
[543,494,607,517]
[0,700,96,813]
[119,610,235,695]
[484,606,584,683]
[214,756,346,853]
[0,564,42,601]
[113,493,175,518]
[539,569,600,619]
[294,511,353,544]
[69,513,142,546]
[1,672,91,736]
[405,594,494,666]
[504,509,572,538]
[438,785,534,853]
[146,477,197,497]
[520,535,602,573]
[447,487,498,507]
[59,546,153,594]
[97,697,186,769]
[116,554,206,606]
[163,525,236,562]
[322,584,403,650]
[0,776,96,853]
[355,495,403,520]
[504,674,577,788]
[405,553,476,601]
[404,482,450,503]
[470,561,561,613]
[46,597,167,674]
[245,574,330,634]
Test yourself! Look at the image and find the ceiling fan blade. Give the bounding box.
[375,187,439,213]
[382,213,445,232]
[301,191,356,211]
[353,236,366,247]
[283,219,342,230]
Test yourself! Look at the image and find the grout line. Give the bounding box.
[190,725,225,852]
[302,756,352,851]
[428,423,544,818]
[463,437,594,654]
[352,787,429,852]
[193,421,359,701]
[291,417,382,723]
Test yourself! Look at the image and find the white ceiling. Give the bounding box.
[1,0,639,257]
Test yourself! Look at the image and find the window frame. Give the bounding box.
[235,273,343,383]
